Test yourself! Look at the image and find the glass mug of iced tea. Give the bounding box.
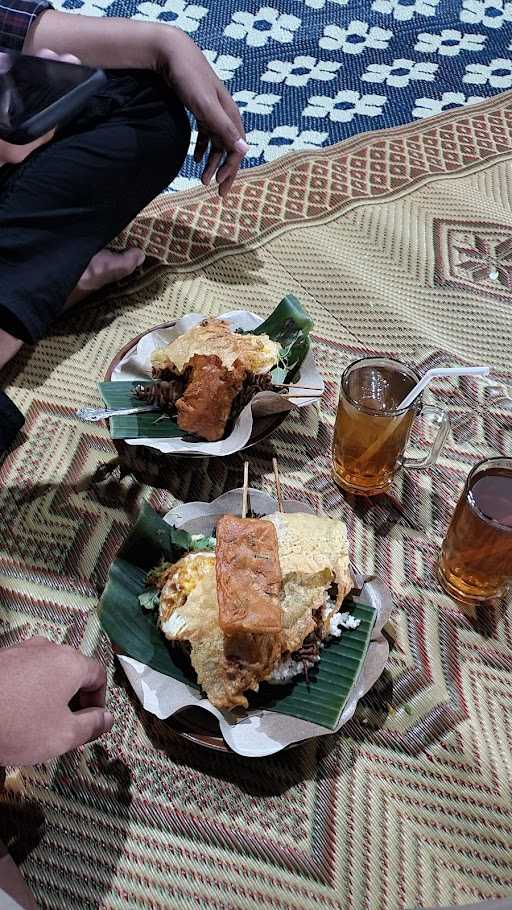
[438,457,512,605]
[332,357,449,495]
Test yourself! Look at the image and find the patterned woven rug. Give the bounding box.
[1,93,512,909]
[53,0,512,190]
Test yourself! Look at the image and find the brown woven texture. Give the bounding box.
[1,92,512,910]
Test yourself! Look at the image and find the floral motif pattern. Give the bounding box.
[415,29,487,55]
[320,20,393,54]
[362,59,438,87]
[460,0,512,28]
[463,57,512,87]
[302,0,348,8]
[372,0,440,21]
[303,90,387,121]
[412,91,482,117]
[233,91,281,115]
[244,126,328,161]
[132,0,207,31]
[202,50,242,81]
[224,7,301,47]
[261,55,342,86]
[456,234,512,286]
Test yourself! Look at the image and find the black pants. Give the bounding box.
[0,69,190,344]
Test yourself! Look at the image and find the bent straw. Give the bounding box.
[241,461,249,519]
[398,366,490,410]
[272,457,284,512]
[358,365,490,469]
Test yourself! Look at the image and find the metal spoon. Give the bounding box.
[76,405,159,422]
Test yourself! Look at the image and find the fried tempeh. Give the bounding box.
[176,354,246,442]
[216,515,283,635]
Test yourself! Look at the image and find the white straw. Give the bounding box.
[398,366,490,410]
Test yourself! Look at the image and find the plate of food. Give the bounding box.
[99,471,392,757]
[97,295,324,457]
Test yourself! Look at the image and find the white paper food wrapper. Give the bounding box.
[118,489,392,758]
[110,310,324,456]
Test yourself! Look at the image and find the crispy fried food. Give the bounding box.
[159,552,217,639]
[266,512,352,652]
[150,318,280,376]
[158,553,280,710]
[157,512,353,712]
[216,516,282,635]
[176,354,247,442]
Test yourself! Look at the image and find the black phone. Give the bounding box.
[0,49,106,144]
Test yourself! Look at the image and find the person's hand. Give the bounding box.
[0,637,113,766]
[0,48,80,165]
[156,29,248,197]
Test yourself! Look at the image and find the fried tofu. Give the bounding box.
[215,515,282,636]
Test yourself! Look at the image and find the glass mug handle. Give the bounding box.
[402,405,449,471]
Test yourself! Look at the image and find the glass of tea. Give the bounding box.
[332,357,449,495]
[438,457,512,605]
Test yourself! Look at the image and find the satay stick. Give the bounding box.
[274,383,323,391]
[241,461,249,519]
[280,391,321,399]
[272,457,284,513]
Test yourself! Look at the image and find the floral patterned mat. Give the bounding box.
[54,0,512,190]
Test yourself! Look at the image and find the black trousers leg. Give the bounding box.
[0,69,190,344]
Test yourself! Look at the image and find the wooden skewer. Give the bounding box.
[274,383,323,391]
[280,391,321,399]
[241,461,249,519]
[272,457,284,513]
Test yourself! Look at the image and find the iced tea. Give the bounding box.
[438,458,512,604]
[332,358,420,495]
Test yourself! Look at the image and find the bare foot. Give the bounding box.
[66,247,145,308]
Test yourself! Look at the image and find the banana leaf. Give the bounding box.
[98,381,182,440]
[99,503,377,730]
[99,295,314,438]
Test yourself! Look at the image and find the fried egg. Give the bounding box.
[151,318,280,376]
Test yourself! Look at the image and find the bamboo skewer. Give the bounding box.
[274,383,323,391]
[272,457,284,513]
[241,461,249,519]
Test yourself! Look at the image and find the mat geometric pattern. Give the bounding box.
[54,0,512,191]
[1,93,512,909]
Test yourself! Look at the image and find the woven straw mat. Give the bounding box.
[1,91,512,910]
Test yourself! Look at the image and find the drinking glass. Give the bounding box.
[332,357,449,496]
[438,457,512,605]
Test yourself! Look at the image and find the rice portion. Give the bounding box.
[329,611,361,637]
[268,606,361,684]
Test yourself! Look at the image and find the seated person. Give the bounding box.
[0,1,248,455]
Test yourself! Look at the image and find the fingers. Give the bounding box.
[218,85,245,142]
[202,146,223,187]
[70,707,114,748]
[198,90,248,195]
[73,654,107,708]
[21,639,107,706]
[214,149,245,197]
[193,129,209,164]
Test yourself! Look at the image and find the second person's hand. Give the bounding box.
[155,28,249,197]
[0,637,113,767]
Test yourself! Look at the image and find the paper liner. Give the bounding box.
[110,310,324,456]
[117,489,392,758]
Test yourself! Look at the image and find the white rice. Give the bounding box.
[268,602,360,684]
[329,611,360,637]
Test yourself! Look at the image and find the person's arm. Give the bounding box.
[24,11,249,195]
